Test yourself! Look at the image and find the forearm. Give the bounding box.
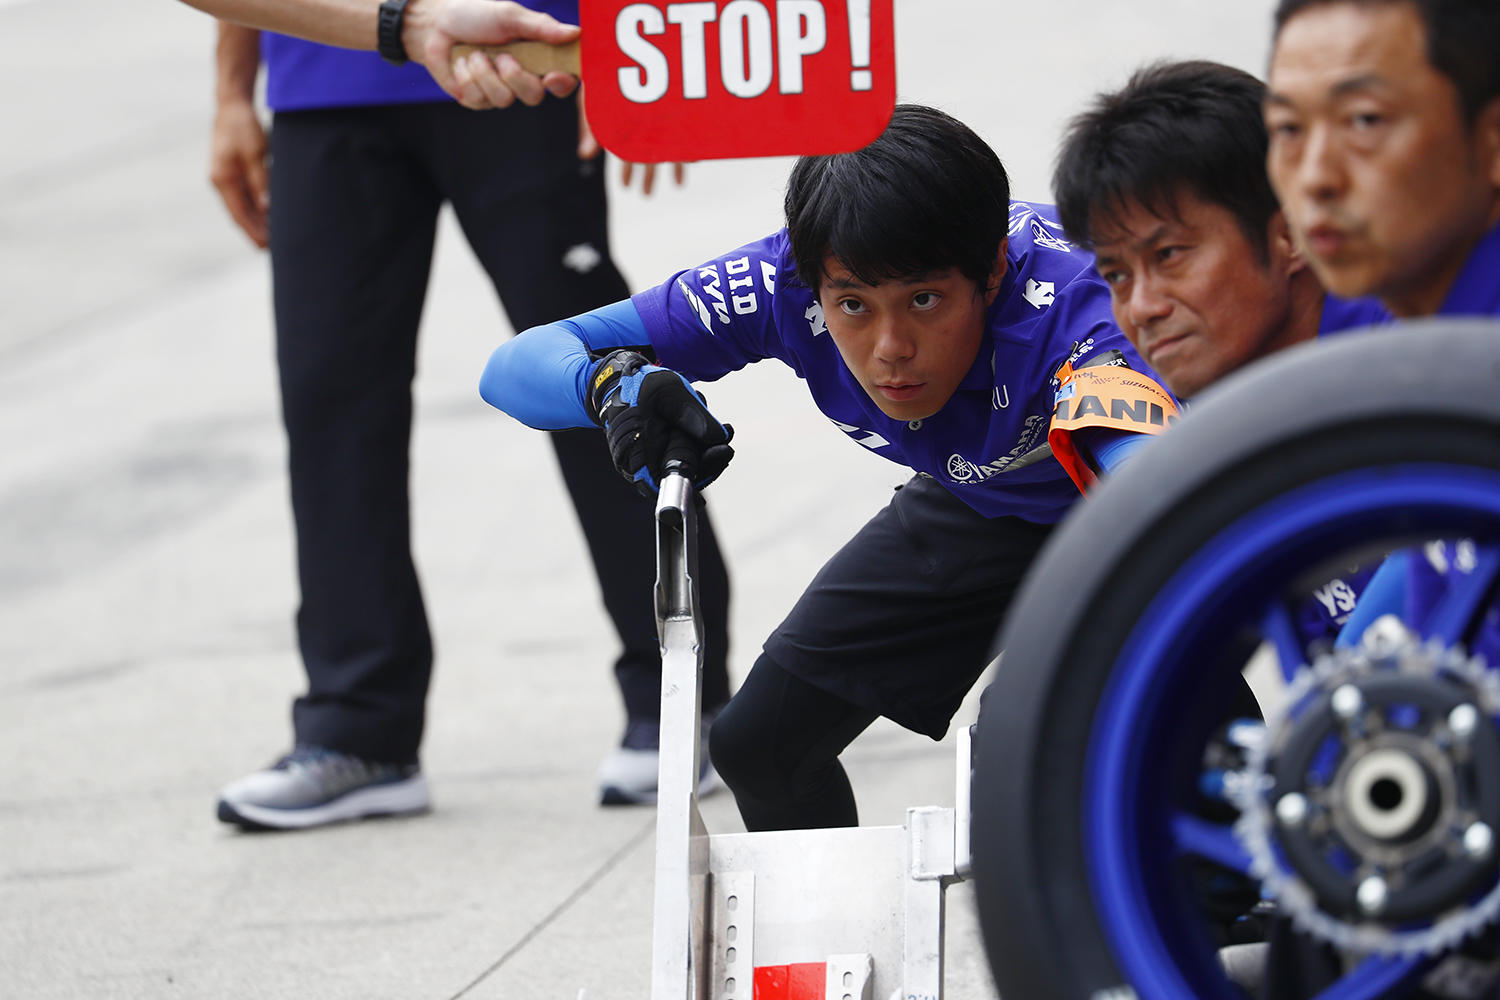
[480,326,596,430]
[481,299,655,430]
[215,21,261,105]
[185,0,380,51]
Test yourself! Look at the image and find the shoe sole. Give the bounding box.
[217,774,431,831]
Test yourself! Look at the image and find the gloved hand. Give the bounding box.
[587,350,735,496]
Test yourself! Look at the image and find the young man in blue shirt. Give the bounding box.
[481,105,1175,831]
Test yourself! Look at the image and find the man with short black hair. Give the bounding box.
[1053,59,1386,401]
[479,104,1176,832]
[1266,0,1500,319]
[1258,4,1500,993]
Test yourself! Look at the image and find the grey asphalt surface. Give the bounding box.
[3,2,1278,997]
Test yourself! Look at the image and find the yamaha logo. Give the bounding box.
[948,454,978,481]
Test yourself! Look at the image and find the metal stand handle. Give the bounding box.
[651,471,709,1000]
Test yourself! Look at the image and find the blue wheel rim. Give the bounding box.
[1082,464,1500,999]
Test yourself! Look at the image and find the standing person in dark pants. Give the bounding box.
[209,3,732,831]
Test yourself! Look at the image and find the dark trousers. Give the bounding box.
[267,99,730,764]
[711,475,1052,830]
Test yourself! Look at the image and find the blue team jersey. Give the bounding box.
[1401,220,1500,660]
[629,202,1154,524]
[1437,219,1500,317]
[1318,293,1391,336]
[263,0,579,111]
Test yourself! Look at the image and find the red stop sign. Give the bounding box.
[579,0,896,162]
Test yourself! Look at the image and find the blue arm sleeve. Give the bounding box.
[478,299,649,430]
[1079,428,1152,473]
[1333,549,1411,649]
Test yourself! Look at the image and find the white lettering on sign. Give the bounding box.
[617,4,669,103]
[776,1,827,94]
[616,1,839,103]
[719,0,775,98]
[667,2,717,99]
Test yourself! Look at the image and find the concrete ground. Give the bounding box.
[2,2,1278,997]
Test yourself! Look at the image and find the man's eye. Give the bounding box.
[1158,245,1186,263]
[1350,111,1386,131]
[912,291,941,310]
[838,299,867,315]
[1100,268,1126,287]
[1267,119,1303,141]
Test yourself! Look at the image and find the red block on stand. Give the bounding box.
[754,961,829,1000]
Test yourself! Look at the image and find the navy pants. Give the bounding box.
[711,475,1052,830]
[268,98,731,764]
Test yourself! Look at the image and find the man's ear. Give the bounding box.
[984,239,1009,305]
[1268,209,1307,277]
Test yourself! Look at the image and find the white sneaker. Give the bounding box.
[598,717,720,806]
[217,745,430,831]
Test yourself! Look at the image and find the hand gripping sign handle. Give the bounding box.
[651,465,710,1000]
[449,39,581,76]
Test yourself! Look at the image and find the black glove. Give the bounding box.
[587,350,734,496]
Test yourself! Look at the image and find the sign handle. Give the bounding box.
[450,40,582,77]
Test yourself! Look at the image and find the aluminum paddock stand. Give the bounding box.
[650,473,971,1000]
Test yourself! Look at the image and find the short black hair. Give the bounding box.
[784,104,1010,294]
[1053,60,1277,258]
[1273,0,1500,123]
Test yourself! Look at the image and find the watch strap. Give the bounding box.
[377,0,412,66]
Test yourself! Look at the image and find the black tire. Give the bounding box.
[971,320,1500,999]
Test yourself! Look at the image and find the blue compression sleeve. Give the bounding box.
[1333,549,1411,649]
[1085,428,1151,472]
[478,299,649,429]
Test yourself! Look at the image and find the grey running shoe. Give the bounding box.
[598,715,721,806]
[217,745,430,831]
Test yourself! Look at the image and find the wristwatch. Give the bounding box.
[377,0,412,66]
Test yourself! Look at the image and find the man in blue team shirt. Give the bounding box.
[1051,59,1390,644]
[1260,3,1500,994]
[1053,60,1389,401]
[210,3,733,830]
[481,105,1176,832]
[1266,0,1499,322]
[183,0,578,111]
[1267,0,1500,649]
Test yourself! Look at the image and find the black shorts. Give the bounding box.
[763,474,1056,739]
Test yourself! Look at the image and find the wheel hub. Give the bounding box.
[1235,626,1500,954]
